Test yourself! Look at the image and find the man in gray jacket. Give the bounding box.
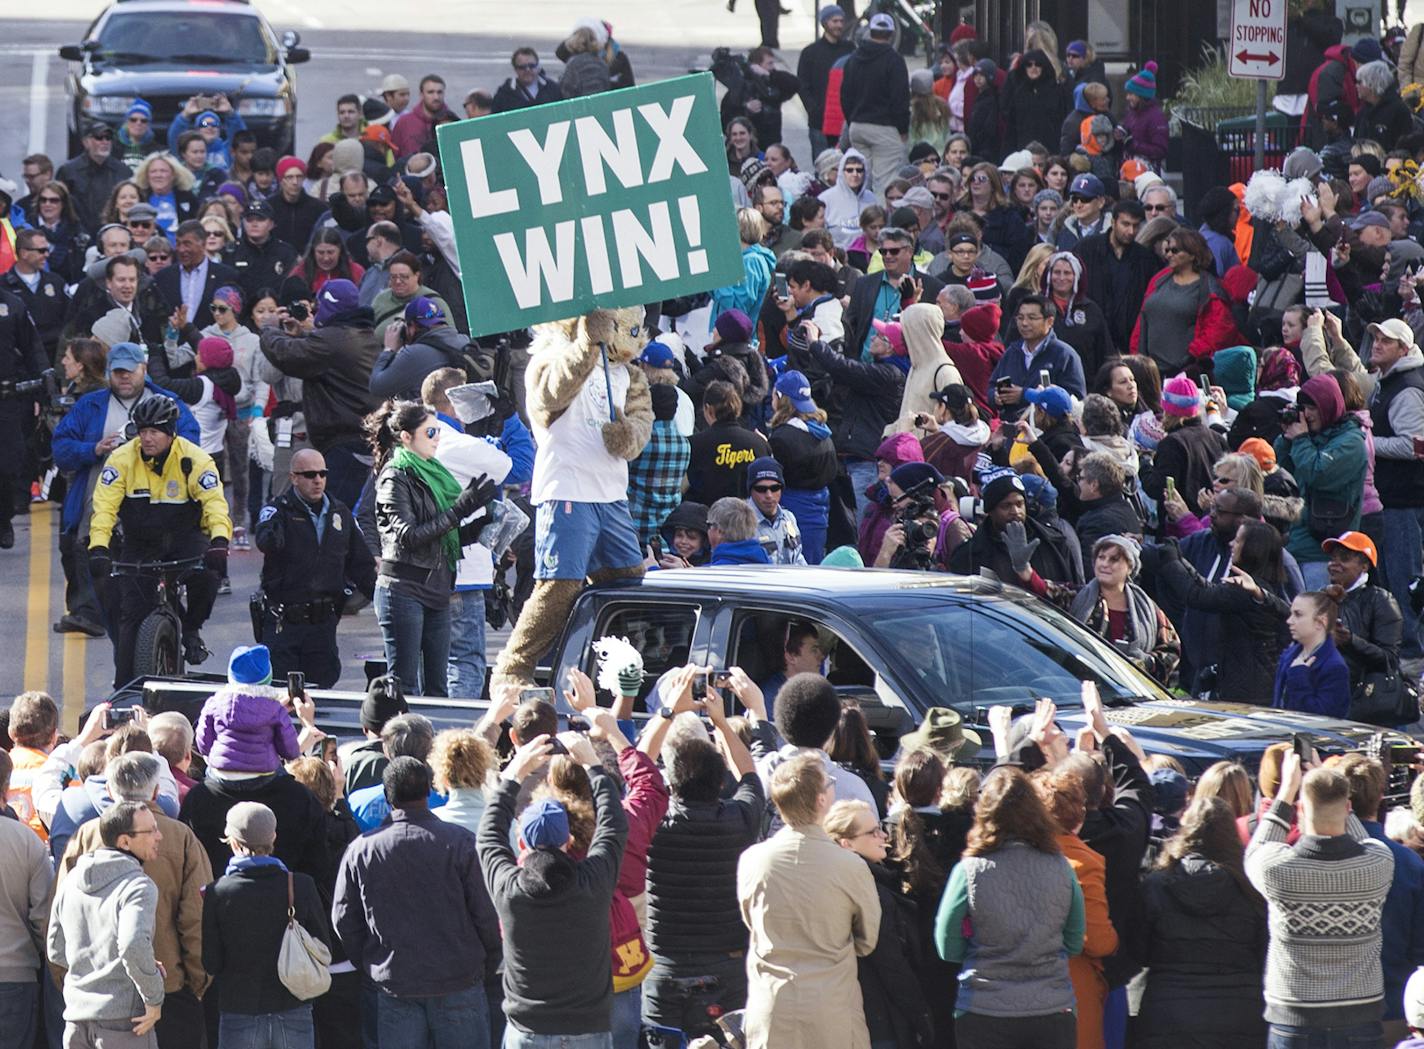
[47,800,165,1048]
[0,750,53,1047]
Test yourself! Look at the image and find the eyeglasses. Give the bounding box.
[294,469,329,479]
[1024,60,1042,67]
[1164,245,1183,255]
[752,484,783,494]
[1070,196,1094,204]
[88,132,113,141]
[128,115,149,123]
[514,62,538,70]
[1144,203,1173,213]
[148,253,171,262]
[852,825,889,840]
[423,426,439,439]
[930,191,953,201]
[38,195,62,204]
[129,220,154,228]
[970,174,990,184]
[880,246,905,256]
[21,245,50,254]
[843,165,865,174]
[211,304,231,314]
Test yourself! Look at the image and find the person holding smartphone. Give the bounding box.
[194,644,313,776]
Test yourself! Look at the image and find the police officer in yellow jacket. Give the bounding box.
[88,396,232,685]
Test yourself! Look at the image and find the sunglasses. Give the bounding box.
[38,195,62,204]
[752,484,783,494]
[294,469,329,479]
[423,426,439,439]
[21,245,51,254]
[930,191,953,200]
[1144,203,1173,212]
[211,304,231,314]
[515,62,538,71]
[880,246,906,256]
[148,253,171,262]
[128,115,149,123]
[89,132,113,141]
[970,174,990,183]
[1164,245,1183,254]
[843,165,865,174]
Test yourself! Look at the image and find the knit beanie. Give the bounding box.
[1161,374,1202,418]
[714,309,753,344]
[948,23,976,44]
[910,69,935,96]
[959,303,1001,343]
[1129,410,1166,452]
[1365,175,1394,204]
[127,98,153,121]
[981,472,1026,513]
[228,645,272,686]
[649,382,678,422]
[1125,60,1157,100]
[197,336,234,370]
[1031,188,1063,213]
[1282,146,1323,181]
[275,155,306,180]
[331,138,365,176]
[361,674,408,732]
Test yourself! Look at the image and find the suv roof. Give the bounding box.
[633,565,1006,598]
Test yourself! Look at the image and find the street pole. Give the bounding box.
[1254,77,1267,171]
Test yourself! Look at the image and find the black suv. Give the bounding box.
[59,0,309,155]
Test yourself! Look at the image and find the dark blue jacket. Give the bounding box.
[709,538,772,565]
[498,413,535,487]
[1272,636,1351,717]
[1362,820,1424,1020]
[987,334,1086,422]
[52,381,200,531]
[332,802,500,997]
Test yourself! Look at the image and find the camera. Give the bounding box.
[1278,404,1301,426]
[0,369,58,403]
[288,302,309,322]
[892,477,940,570]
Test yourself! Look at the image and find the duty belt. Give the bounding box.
[269,596,338,628]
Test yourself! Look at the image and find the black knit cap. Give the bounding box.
[361,673,407,732]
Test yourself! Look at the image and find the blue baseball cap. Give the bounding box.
[520,799,570,849]
[773,369,817,413]
[403,296,446,328]
[106,342,147,374]
[1069,173,1105,200]
[1024,385,1073,418]
[638,340,676,368]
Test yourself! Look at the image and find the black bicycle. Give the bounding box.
[852,0,939,63]
[110,556,205,678]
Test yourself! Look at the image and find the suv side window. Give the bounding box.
[585,603,699,709]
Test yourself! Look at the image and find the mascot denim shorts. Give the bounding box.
[535,500,644,580]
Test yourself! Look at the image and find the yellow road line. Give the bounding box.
[22,504,53,695]
[63,632,87,736]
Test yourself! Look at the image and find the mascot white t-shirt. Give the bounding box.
[531,359,631,505]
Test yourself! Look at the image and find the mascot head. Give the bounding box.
[539,306,648,364]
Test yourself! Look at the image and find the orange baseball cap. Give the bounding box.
[1321,531,1377,566]
[1120,158,1151,182]
[1238,437,1276,471]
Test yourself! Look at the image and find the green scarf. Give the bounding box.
[391,448,462,571]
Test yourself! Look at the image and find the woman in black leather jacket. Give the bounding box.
[366,399,494,697]
[1323,532,1403,723]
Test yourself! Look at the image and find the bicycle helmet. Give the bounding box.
[129,396,180,436]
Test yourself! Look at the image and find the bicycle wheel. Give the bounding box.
[134,611,181,678]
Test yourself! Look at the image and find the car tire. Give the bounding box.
[67,124,83,159]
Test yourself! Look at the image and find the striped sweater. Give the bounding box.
[1245,799,1395,1028]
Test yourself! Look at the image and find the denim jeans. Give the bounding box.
[610,985,641,1049]
[379,985,490,1049]
[1381,506,1424,656]
[323,439,371,514]
[218,1005,314,1049]
[374,583,451,696]
[502,1030,612,1049]
[845,459,878,525]
[1265,1020,1382,1048]
[0,981,37,1049]
[447,588,488,698]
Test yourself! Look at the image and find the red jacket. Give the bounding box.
[1129,267,1246,363]
[822,55,852,137]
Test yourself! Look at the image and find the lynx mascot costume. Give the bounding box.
[492,306,654,685]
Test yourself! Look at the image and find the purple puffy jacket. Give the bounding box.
[195,688,301,774]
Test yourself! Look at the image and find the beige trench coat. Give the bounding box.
[736,824,881,1049]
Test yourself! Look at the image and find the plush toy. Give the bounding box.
[492,306,654,685]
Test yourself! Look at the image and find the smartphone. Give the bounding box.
[1039,369,1051,388]
[520,687,555,703]
[288,671,304,700]
[1164,476,1177,498]
[1413,435,1424,459]
[102,707,136,730]
[773,273,789,299]
[555,712,590,734]
[995,376,1014,390]
[709,670,734,689]
[691,672,708,702]
[547,738,569,756]
[1292,732,1313,763]
[1198,375,1210,396]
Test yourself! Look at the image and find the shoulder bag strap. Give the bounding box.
[286,870,295,920]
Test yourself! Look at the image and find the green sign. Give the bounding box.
[436,73,744,337]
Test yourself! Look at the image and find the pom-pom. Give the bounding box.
[1278,177,1316,227]
[1243,170,1287,223]
[1144,60,1157,73]
[592,635,644,695]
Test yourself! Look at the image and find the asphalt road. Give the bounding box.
[0,0,825,728]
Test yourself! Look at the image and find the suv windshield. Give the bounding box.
[96,12,273,65]
[872,594,1168,712]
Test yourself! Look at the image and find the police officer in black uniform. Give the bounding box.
[231,198,299,302]
[254,446,376,687]
[0,284,49,548]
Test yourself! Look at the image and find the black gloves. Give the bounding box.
[205,536,229,575]
[88,546,112,581]
[453,475,498,518]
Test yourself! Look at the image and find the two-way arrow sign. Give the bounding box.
[1229,0,1287,80]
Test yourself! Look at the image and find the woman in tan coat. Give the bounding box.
[737,754,882,1049]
